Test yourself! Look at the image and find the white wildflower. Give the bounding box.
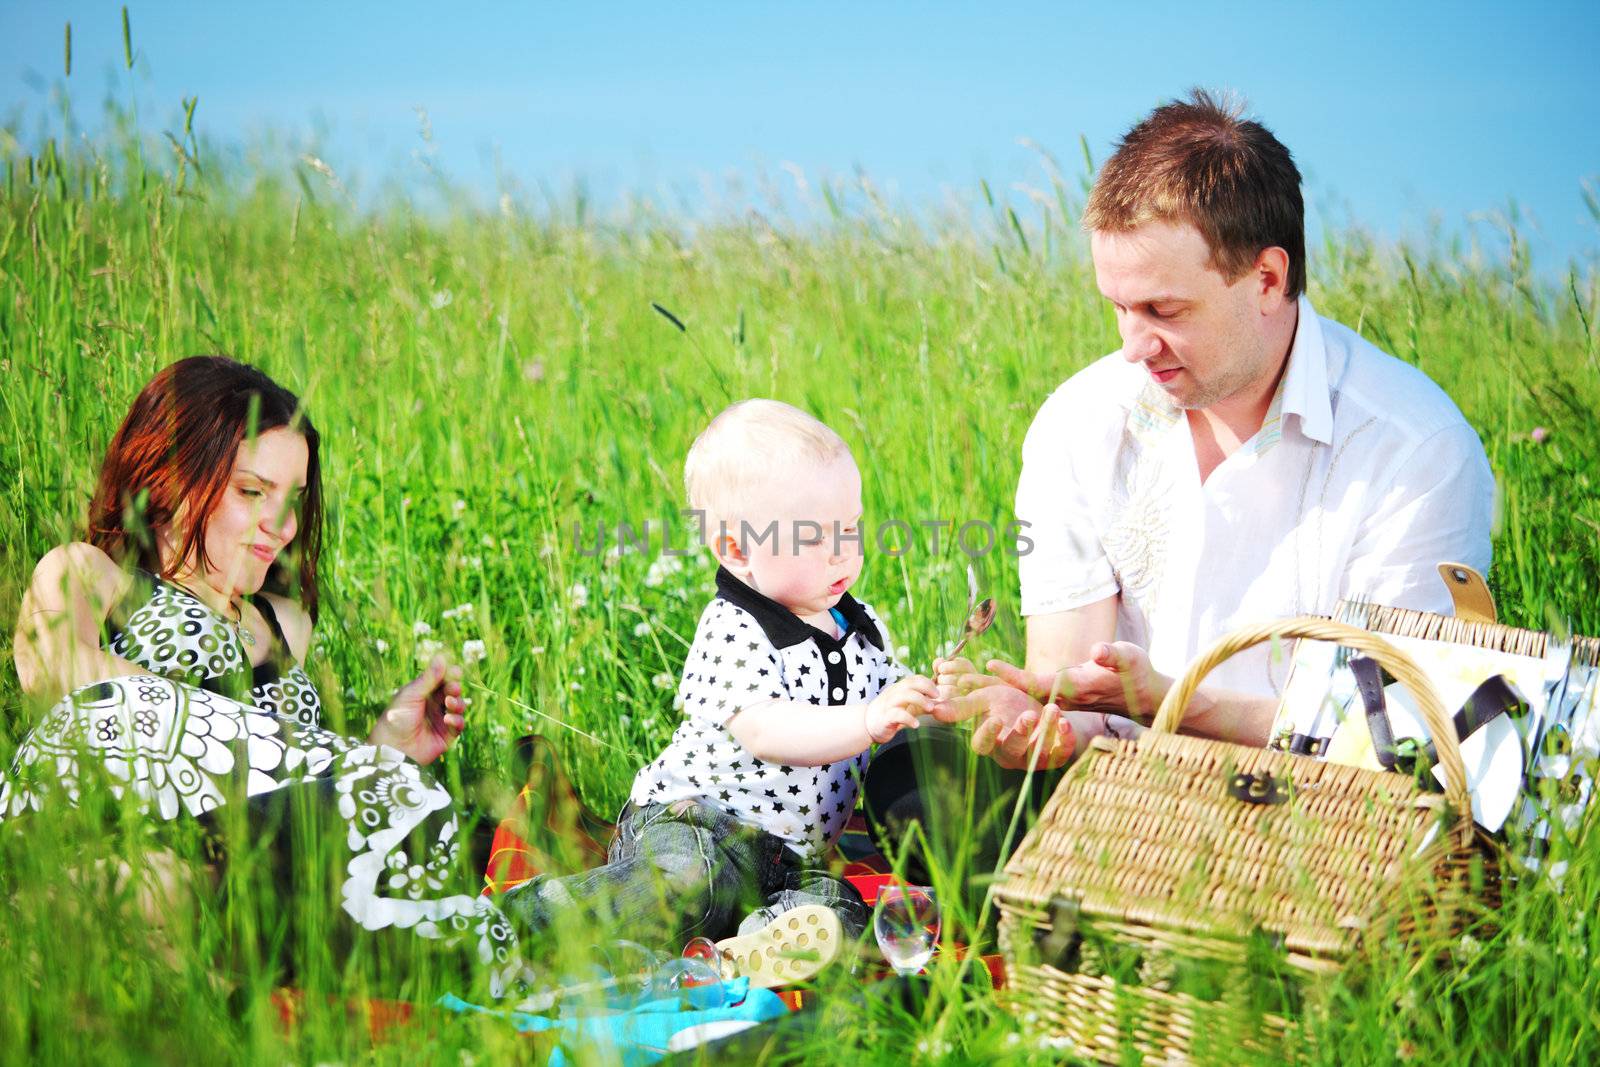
[481,534,496,548]
[569,681,583,692]
[634,621,652,637]
[416,637,443,661]
[412,620,433,637]
[461,696,473,708]
[644,554,685,588]
[452,498,467,517]
[568,581,589,608]
[575,664,586,676]
[531,646,546,655]
[652,672,673,690]
[430,288,453,309]
[374,638,390,654]
[619,715,631,730]
[466,555,483,569]
[896,644,910,660]
[461,639,487,665]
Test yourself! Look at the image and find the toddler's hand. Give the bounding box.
[865,675,937,743]
[932,655,989,699]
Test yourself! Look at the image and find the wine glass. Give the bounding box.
[874,885,940,976]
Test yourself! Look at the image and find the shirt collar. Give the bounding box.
[1278,295,1333,445]
[713,566,884,651]
[1126,293,1333,450]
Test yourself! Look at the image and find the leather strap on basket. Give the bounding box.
[1352,655,1398,770]
[1358,664,1529,774]
[1149,617,1472,817]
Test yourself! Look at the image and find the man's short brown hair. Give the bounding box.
[1083,89,1306,297]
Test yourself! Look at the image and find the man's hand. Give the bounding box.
[864,675,936,743]
[370,656,467,765]
[933,655,1049,732]
[982,641,1172,721]
[972,692,1078,771]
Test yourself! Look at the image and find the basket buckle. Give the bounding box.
[1229,771,1289,806]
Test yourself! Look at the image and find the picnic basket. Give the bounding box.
[1272,589,1600,874]
[994,617,1495,1064]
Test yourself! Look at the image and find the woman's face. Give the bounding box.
[168,427,309,601]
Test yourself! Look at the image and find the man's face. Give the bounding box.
[1090,220,1278,412]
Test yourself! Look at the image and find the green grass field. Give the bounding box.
[3,76,1600,1064]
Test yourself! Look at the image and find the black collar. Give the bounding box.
[713,566,884,652]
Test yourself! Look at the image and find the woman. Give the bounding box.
[3,355,520,992]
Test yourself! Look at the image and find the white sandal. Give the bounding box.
[712,905,844,988]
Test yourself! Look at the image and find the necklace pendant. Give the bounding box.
[239,625,257,647]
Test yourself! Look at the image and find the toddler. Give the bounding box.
[508,399,938,977]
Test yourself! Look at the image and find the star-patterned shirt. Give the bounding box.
[630,567,909,863]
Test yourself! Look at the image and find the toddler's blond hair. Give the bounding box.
[685,399,851,536]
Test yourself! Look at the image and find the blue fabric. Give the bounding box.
[438,979,788,1064]
[830,607,847,632]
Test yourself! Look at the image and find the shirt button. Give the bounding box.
[827,651,841,664]
[832,687,844,700]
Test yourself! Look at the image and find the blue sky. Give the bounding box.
[3,2,1597,270]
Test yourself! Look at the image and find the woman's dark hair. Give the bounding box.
[87,356,325,620]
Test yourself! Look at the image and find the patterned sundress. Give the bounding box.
[0,571,523,992]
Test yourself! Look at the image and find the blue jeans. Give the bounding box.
[503,799,867,950]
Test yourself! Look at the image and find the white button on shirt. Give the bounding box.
[1016,296,1494,698]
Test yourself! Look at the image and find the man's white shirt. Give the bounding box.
[1016,295,1494,698]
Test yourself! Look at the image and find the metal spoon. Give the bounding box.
[947,564,996,660]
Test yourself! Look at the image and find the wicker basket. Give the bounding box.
[994,618,1494,1064]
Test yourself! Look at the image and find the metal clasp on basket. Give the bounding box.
[1229,771,1290,805]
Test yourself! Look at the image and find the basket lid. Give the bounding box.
[996,730,1464,958]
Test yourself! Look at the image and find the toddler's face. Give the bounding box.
[736,452,864,624]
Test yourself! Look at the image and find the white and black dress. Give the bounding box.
[0,571,521,992]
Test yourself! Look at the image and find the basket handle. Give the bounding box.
[1149,616,1471,815]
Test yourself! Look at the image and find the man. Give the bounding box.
[939,89,1494,770]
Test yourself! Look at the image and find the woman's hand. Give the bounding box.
[369,656,466,765]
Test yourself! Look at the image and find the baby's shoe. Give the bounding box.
[713,905,843,988]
